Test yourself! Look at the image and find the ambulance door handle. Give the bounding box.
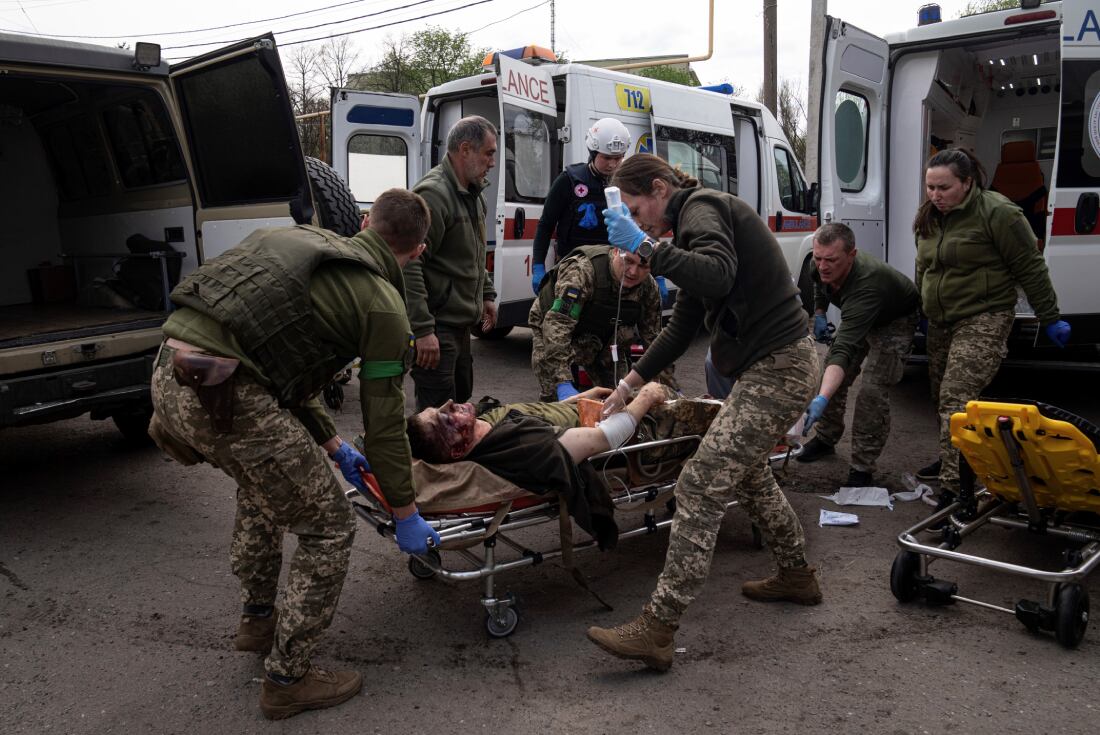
[1074,192,1098,234]
[775,211,784,232]
[513,208,526,239]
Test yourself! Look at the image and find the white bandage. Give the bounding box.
[597,411,637,449]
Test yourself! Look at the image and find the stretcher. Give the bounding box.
[890,400,1100,648]
[349,429,801,638]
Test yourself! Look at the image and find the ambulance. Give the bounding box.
[329,48,817,337]
[813,0,1100,358]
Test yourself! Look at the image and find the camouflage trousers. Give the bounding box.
[150,345,354,678]
[811,310,918,474]
[647,336,819,626]
[927,309,1014,492]
[531,329,633,400]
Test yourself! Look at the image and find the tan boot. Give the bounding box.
[586,611,675,671]
[234,611,276,652]
[741,565,823,605]
[260,667,363,720]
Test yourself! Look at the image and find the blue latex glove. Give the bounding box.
[1045,319,1071,348]
[655,275,669,302]
[531,263,546,295]
[331,441,369,492]
[394,510,440,555]
[803,395,829,434]
[577,202,599,229]
[556,381,580,401]
[813,314,829,341]
[602,203,646,254]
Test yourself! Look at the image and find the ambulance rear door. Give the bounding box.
[330,89,422,211]
[494,53,558,329]
[819,17,890,261]
[1047,0,1100,319]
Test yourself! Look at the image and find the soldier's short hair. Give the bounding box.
[369,188,430,254]
[446,115,496,154]
[814,222,856,252]
[406,414,450,463]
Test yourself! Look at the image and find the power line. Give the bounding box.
[463,0,549,37]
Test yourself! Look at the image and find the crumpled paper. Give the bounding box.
[819,509,859,526]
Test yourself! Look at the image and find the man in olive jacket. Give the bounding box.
[409,115,499,410]
[148,190,438,720]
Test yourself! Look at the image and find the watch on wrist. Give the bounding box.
[636,238,655,259]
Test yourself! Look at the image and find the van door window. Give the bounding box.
[834,90,869,191]
[773,146,807,211]
[1057,60,1100,186]
[503,103,552,203]
[655,126,737,193]
[347,134,408,203]
[102,93,186,189]
[42,115,113,200]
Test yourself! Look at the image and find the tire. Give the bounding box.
[112,407,154,447]
[472,324,514,340]
[407,549,441,580]
[797,255,815,315]
[1054,582,1089,648]
[304,156,361,237]
[890,550,922,603]
[485,606,519,638]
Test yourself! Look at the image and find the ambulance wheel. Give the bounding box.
[407,549,441,580]
[1054,582,1089,648]
[890,550,921,603]
[472,323,513,340]
[486,606,519,638]
[304,156,361,237]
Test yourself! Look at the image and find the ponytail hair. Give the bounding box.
[611,153,699,195]
[913,148,987,238]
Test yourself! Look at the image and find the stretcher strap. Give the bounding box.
[558,494,614,611]
[437,501,513,551]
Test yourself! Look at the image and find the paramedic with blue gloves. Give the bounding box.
[531,118,633,293]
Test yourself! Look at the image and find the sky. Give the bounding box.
[0,0,976,94]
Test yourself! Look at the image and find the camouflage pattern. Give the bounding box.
[645,336,820,626]
[926,309,1015,492]
[810,311,918,474]
[529,253,675,399]
[150,345,354,678]
[637,397,723,463]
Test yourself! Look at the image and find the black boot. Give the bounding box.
[916,459,941,481]
[845,469,873,487]
[796,436,836,463]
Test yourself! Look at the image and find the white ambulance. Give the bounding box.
[329,48,817,337]
[813,0,1100,357]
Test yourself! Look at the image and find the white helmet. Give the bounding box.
[585,118,632,156]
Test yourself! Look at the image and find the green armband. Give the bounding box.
[359,360,404,379]
[551,286,583,320]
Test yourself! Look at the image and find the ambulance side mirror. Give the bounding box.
[806,182,821,218]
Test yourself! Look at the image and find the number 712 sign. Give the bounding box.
[615,83,651,113]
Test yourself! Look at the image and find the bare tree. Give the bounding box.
[758,78,807,167]
[367,34,417,93]
[317,36,361,91]
[286,44,321,116]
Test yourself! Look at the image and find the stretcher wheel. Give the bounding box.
[890,550,921,603]
[1054,583,1089,649]
[407,549,441,580]
[485,606,519,638]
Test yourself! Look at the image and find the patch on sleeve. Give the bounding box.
[552,286,583,320]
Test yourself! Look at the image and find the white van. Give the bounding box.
[812,0,1100,357]
[330,48,817,337]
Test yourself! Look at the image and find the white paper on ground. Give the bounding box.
[819,509,859,526]
[893,483,937,506]
[820,486,894,509]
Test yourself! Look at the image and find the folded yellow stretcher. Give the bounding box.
[891,400,1100,648]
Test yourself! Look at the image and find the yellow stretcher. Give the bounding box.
[891,400,1100,648]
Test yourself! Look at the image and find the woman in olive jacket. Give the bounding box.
[914,148,1070,494]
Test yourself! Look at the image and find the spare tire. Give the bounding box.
[304,156,361,236]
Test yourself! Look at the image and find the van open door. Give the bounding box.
[819,17,889,261]
[1047,0,1100,319]
[330,89,422,210]
[169,35,313,261]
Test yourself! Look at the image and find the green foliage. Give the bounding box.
[960,0,1032,16]
[362,26,489,95]
[636,65,696,87]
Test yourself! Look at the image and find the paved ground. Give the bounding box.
[3,330,1099,734]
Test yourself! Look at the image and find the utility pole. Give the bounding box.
[550,0,556,54]
[806,0,827,182]
[763,0,777,116]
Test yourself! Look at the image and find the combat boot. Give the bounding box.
[234,610,276,652]
[260,667,363,720]
[586,610,675,671]
[741,565,823,605]
[795,436,835,463]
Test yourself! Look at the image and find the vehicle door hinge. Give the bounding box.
[558,125,571,143]
[41,350,57,366]
[254,39,274,51]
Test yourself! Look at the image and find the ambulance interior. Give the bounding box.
[887,29,1061,271]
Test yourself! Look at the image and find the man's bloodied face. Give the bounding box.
[421,400,478,459]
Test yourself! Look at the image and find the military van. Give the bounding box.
[327,47,817,338]
[0,33,358,441]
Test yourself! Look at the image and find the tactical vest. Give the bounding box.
[538,245,642,344]
[555,163,611,259]
[170,225,387,407]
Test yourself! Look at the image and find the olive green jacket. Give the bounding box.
[915,186,1059,326]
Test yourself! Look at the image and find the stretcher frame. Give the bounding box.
[349,435,800,637]
[890,400,1100,648]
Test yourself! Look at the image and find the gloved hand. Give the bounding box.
[602,203,646,254]
[655,275,669,302]
[601,378,632,418]
[331,441,369,492]
[813,314,829,341]
[394,510,440,555]
[803,395,829,434]
[1045,319,1071,348]
[531,263,546,295]
[556,381,580,401]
